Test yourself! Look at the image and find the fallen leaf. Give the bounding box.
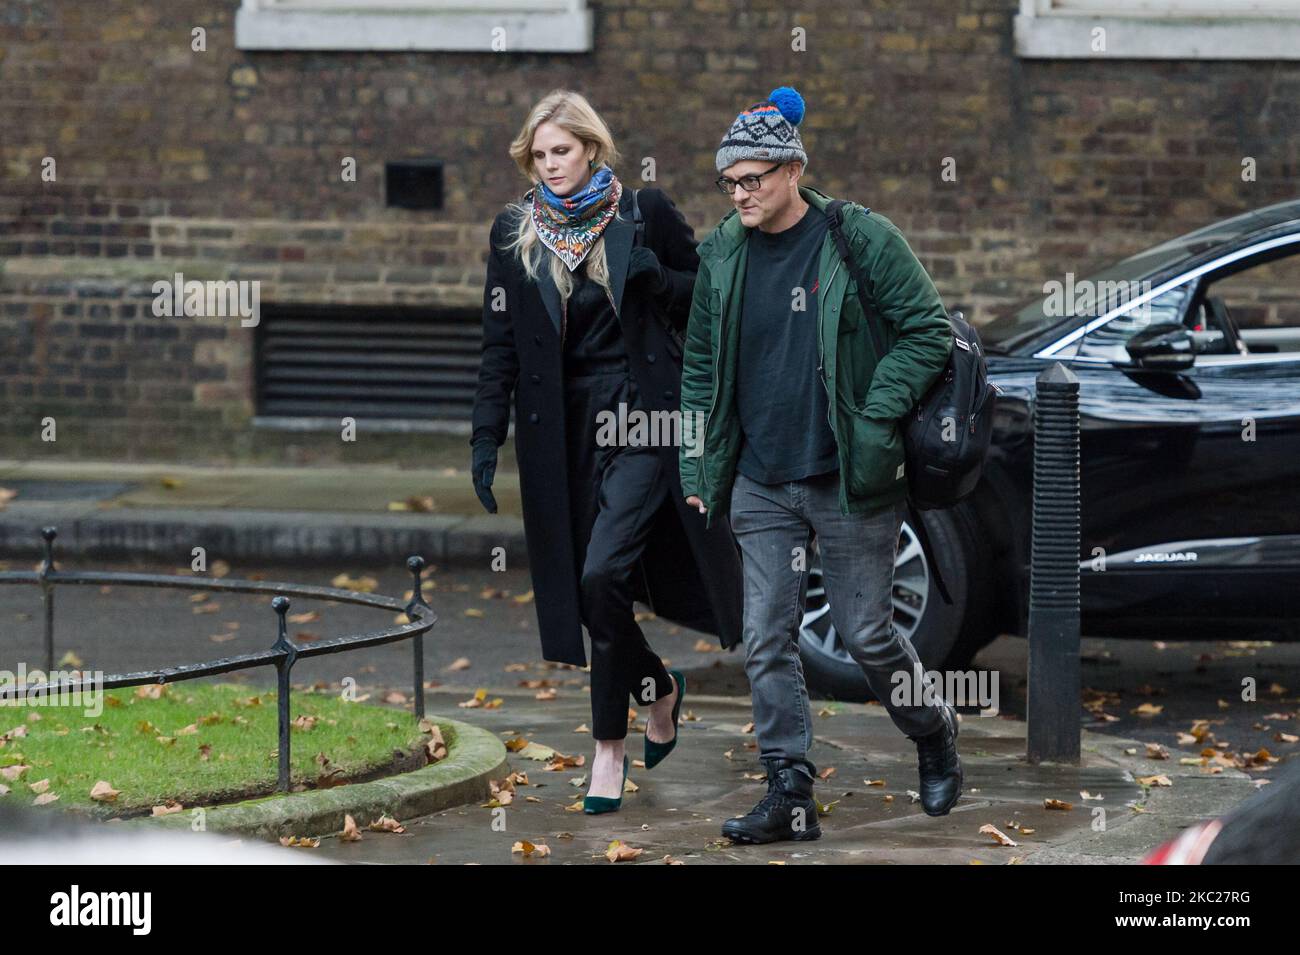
[1136,774,1173,787]
[279,836,320,848]
[425,725,448,763]
[89,780,120,803]
[331,573,378,593]
[605,840,644,862]
[979,823,1018,847]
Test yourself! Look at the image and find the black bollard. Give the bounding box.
[1027,361,1082,764]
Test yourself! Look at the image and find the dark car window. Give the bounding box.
[980,211,1288,350]
[1201,245,1300,354]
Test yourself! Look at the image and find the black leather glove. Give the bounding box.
[471,436,499,514]
[627,245,668,295]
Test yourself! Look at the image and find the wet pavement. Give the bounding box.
[307,686,1246,865]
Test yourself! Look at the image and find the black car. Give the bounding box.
[800,199,1300,700]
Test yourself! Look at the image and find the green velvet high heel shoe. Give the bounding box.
[644,670,686,770]
[582,754,629,815]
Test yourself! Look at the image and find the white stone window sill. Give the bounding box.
[1015,12,1300,59]
[235,1,593,52]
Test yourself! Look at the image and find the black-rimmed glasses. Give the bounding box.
[715,162,786,195]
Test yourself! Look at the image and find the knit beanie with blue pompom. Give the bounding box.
[715,86,808,174]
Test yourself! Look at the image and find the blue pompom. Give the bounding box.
[768,86,805,126]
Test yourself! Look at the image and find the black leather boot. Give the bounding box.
[909,704,963,816]
[721,758,822,844]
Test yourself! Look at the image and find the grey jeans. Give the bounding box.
[728,469,951,780]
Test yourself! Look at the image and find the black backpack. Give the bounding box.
[827,199,998,603]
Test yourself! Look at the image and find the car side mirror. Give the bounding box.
[1124,322,1196,371]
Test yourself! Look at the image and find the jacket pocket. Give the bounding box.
[844,408,906,499]
[837,288,862,333]
[837,294,874,410]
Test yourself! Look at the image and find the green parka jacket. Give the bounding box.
[678,185,953,528]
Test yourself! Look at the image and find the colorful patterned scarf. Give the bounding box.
[530,163,622,272]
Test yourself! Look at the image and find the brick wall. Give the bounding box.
[2,0,1297,463]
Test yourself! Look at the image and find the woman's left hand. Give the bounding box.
[627,246,668,294]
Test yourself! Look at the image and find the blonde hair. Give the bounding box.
[503,89,623,304]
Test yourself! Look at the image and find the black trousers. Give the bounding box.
[565,371,674,740]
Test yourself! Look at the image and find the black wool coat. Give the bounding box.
[472,185,744,667]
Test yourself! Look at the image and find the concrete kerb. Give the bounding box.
[122,716,507,841]
[1023,729,1259,864]
[0,504,527,567]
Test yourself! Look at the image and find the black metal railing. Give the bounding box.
[0,527,439,792]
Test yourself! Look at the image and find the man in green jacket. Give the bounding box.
[680,87,963,844]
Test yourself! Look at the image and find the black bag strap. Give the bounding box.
[826,199,889,366]
[630,187,643,241]
[827,199,952,605]
[630,188,685,358]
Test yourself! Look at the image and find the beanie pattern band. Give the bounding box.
[716,99,808,173]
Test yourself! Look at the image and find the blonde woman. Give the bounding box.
[471,90,743,813]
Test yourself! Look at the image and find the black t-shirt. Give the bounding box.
[735,204,839,484]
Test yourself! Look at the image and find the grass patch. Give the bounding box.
[0,682,440,816]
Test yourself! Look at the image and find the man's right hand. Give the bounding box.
[471,437,499,514]
[685,495,707,514]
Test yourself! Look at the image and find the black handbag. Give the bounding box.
[826,199,998,604]
[629,188,685,364]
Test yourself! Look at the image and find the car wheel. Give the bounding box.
[797,506,993,702]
